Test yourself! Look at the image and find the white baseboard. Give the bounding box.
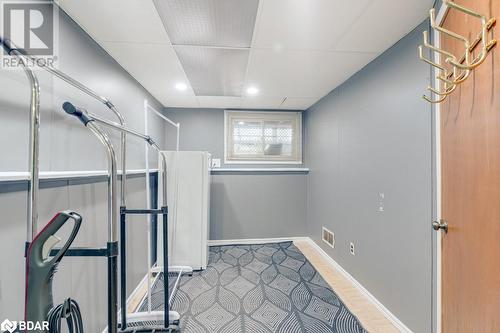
[208,236,309,246]
[305,238,413,333]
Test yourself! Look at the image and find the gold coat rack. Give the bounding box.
[419,0,496,104]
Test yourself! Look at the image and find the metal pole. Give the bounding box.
[120,210,127,329]
[2,42,41,242]
[87,112,153,143]
[62,101,119,333]
[144,100,153,313]
[176,123,180,151]
[146,103,178,127]
[162,209,169,328]
[26,52,127,207]
[85,122,118,333]
[21,53,40,242]
[85,122,117,242]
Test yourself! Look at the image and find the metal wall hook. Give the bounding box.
[420,3,495,104]
[422,31,471,84]
[423,94,447,104]
[423,76,456,103]
[443,0,489,70]
[423,30,455,60]
[428,83,456,96]
[437,74,461,86]
[418,45,448,74]
[419,44,456,103]
[430,8,472,68]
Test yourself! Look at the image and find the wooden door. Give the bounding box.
[440,1,500,332]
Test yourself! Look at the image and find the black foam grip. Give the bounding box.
[62,102,92,126]
[1,38,27,55]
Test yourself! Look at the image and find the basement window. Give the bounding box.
[225,110,302,164]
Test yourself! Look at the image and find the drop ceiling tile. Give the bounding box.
[246,49,378,98]
[160,96,200,108]
[57,0,170,43]
[253,0,372,51]
[334,0,433,53]
[197,96,242,109]
[175,46,249,96]
[241,96,284,109]
[154,0,259,47]
[280,97,319,110]
[101,41,194,100]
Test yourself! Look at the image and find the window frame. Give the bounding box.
[224,110,303,165]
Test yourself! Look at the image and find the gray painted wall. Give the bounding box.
[210,173,307,240]
[305,21,432,333]
[0,177,149,332]
[0,10,166,332]
[163,108,307,240]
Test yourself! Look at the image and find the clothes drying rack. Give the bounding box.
[143,101,191,318]
[1,38,188,332]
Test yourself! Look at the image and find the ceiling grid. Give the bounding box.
[57,0,433,109]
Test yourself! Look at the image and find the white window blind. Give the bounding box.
[225,111,302,164]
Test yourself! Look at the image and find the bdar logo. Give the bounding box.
[1,319,17,333]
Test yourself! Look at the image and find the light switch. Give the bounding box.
[211,158,221,168]
[378,192,385,212]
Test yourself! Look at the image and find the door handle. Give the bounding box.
[432,219,448,233]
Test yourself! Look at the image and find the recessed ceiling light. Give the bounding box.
[175,83,187,91]
[246,86,259,95]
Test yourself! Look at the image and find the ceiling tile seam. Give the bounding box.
[172,44,251,50]
[249,0,266,48]
[241,0,265,97]
[56,5,172,108]
[258,95,321,100]
[329,0,377,51]
[250,46,380,55]
[97,40,171,45]
[151,0,196,99]
[171,95,321,99]
[97,44,168,108]
[58,4,172,46]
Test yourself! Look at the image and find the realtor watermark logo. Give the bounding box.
[1,0,59,69]
[1,318,49,332]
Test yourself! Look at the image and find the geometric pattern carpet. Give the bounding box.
[138,242,367,333]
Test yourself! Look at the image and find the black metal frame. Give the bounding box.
[25,241,119,333]
[119,206,170,331]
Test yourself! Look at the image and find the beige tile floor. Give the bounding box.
[294,239,400,333]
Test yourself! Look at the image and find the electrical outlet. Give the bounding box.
[322,227,334,248]
[349,242,355,256]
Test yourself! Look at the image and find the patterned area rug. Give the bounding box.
[138,242,367,333]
